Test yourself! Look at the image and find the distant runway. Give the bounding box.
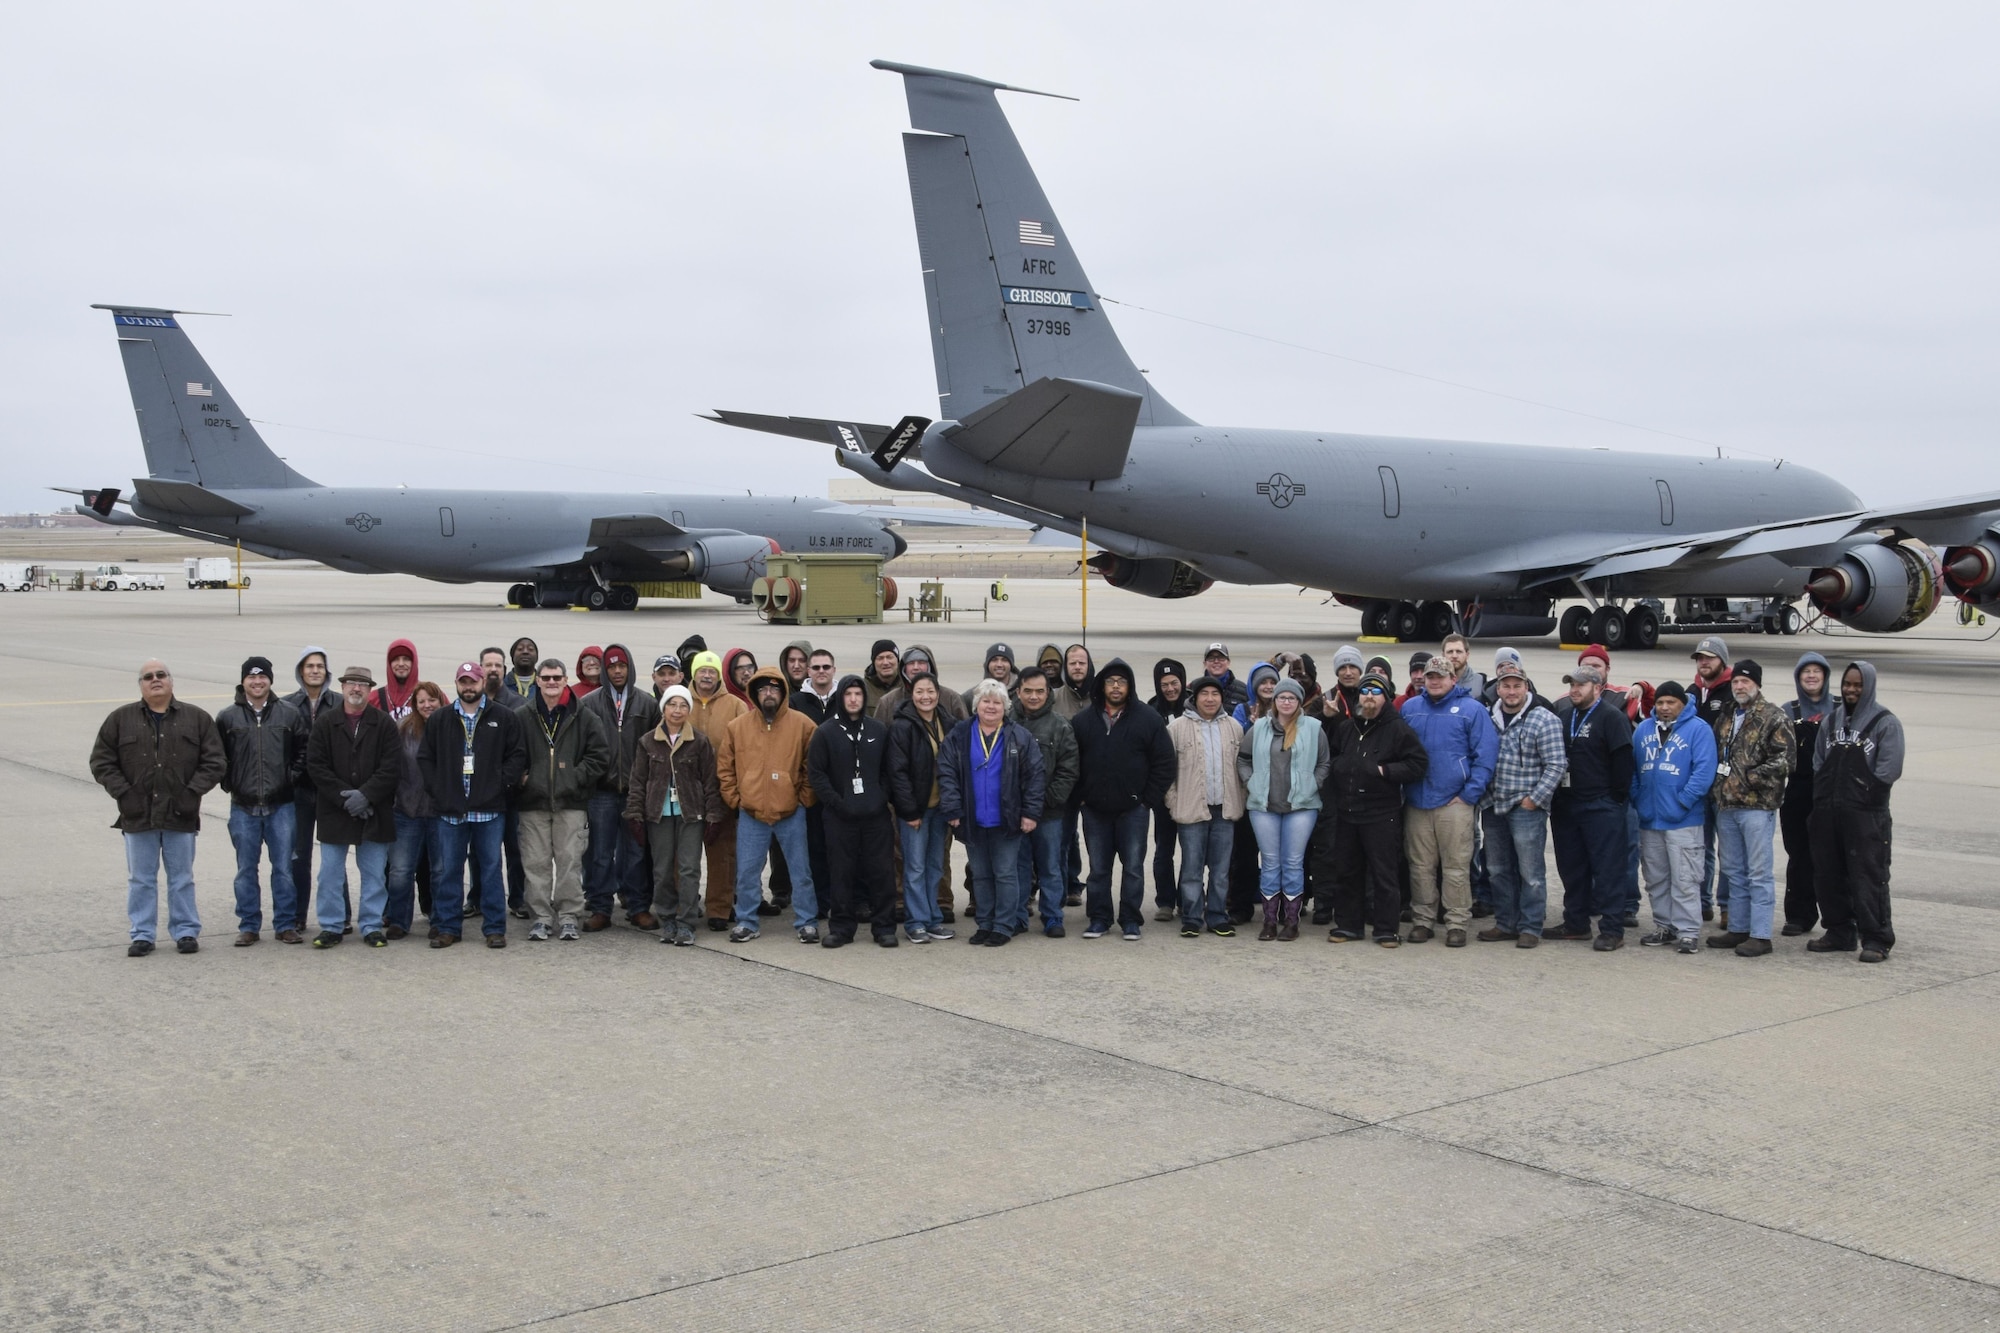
[4,572,1997,1329]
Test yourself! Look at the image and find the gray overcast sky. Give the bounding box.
[3,3,1995,514]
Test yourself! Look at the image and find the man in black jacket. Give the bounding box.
[579,643,661,931]
[1071,658,1176,940]
[216,656,309,944]
[520,660,611,942]
[420,663,529,948]
[306,667,402,948]
[1325,672,1430,945]
[1549,665,1637,951]
[807,675,898,947]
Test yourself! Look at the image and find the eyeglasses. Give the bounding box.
[809,662,834,673]
[140,670,171,682]
[1359,686,1386,696]
[538,674,566,683]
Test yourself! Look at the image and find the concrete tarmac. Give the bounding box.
[4,570,1998,1330]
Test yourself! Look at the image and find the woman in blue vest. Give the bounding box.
[1236,678,1331,941]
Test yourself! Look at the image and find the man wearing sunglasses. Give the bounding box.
[91,660,227,956]
[1323,672,1429,946]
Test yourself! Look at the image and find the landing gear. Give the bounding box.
[506,583,532,607]
[1769,603,1802,635]
[535,585,572,609]
[613,585,640,611]
[583,585,610,611]
[1390,601,1422,642]
[1625,603,1660,651]
[1557,604,1592,645]
[1361,603,1391,637]
[1418,600,1460,642]
[1587,605,1628,651]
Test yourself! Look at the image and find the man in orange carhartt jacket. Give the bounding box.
[716,666,819,942]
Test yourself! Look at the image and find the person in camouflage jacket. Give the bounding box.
[1708,659,1795,954]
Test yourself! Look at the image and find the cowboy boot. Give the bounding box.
[1258,895,1280,941]
[1278,895,1301,942]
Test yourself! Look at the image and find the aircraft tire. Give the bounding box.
[1361,603,1390,637]
[1391,601,1422,642]
[1587,605,1628,651]
[584,587,610,611]
[1557,605,1592,644]
[613,586,639,611]
[1777,604,1802,635]
[1418,601,1459,642]
[1626,604,1660,651]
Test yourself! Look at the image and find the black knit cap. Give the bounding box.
[241,655,274,680]
[871,638,899,659]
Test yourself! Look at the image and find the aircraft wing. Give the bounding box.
[816,503,1031,531]
[1496,488,2000,588]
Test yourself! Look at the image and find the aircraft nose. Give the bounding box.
[886,527,908,559]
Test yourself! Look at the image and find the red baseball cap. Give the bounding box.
[455,661,482,682]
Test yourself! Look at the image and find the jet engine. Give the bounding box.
[655,534,778,595]
[1806,538,1943,633]
[1089,554,1215,599]
[1942,533,2000,609]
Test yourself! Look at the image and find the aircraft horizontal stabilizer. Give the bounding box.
[944,376,1141,481]
[700,410,895,456]
[131,477,256,519]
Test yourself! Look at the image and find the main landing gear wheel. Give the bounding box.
[583,586,610,611]
[613,585,640,611]
[506,583,531,607]
[1587,605,1628,651]
[1418,601,1460,642]
[1557,605,1592,645]
[1361,603,1392,638]
[1390,601,1422,642]
[1625,603,1660,651]
[1776,603,1802,635]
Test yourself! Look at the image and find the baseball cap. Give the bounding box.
[455,661,482,682]
[1691,635,1729,664]
[652,653,681,673]
[1494,661,1527,681]
[1203,642,1230,658]
[1422,655,1452,677]
[1563,665,1606,685]
[1408,651,1431,672]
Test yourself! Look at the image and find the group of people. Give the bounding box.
[92,628,1904,965]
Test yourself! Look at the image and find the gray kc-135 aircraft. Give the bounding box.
[714,60,2000,647]
[68,304,1008,609]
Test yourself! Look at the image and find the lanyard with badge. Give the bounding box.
[1562,700,1598,787]
[662,732,682,817]
[1717,709,1742,778]
[459,704,479,781]
[848,720,870,795]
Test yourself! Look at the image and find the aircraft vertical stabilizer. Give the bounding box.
[874,61,1193,429]
[93,305,315,489]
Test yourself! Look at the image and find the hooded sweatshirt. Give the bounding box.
[1782,651,1833,809]
[687,651,748,743]
[781,639,815,689]
[1812,661,1904,810]
[1401,678,1500,810]
[720,648,758,705]
[716,665,818,822]
[1070,657,1175,814]
[1148,658,1189,720]
[284,646,337,791]
[572,645,604,699]
[874,644,966,725]
[1231,662,1278,728]
[371,638,421,720]
[579,642,662,795]
[807,674,891,820]
[1053,644,1094,720]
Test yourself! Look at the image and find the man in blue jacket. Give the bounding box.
[1631,681,1717,954]
[1399,656,1498,947]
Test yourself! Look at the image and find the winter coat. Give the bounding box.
[1070,659,1175,814]
[887,701,949,821]
[418,696,529,817]
[1325,710,1429,824]
[1399,681,1499,810]
[1010,693,1080,811]
[307,705,402,844]
[216,695,308,808]
[808,695,893,821]
[936,719,1047,836]
[1209,669,1250,717]
[369,638,421,721]
[1052,644,1094,720]
[1813,661,1904,810]
[1236,715,1330,814]
[579,680,661,795]
[624,722,722,826]
[1147,657,1188,720]
[874,646,967,726]
[89,698,226,834]
[517,692,611,812]
[717,666,819,823]
[689,683,748,745]
[283,647,338,796]
[1630,716,1717,831]
[1781,652,1833,811]
[1165,711,1246,823]
[1483,700,1566,814]
[1230,663,1278,728]
[394,725,438,819]
[790,684,840,729]
[1712,695,1795,811]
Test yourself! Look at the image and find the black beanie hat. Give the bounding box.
[1654,680,1688,702]
[1734,659,1764,687]
[871,638,899,660]
[241,655,274,681]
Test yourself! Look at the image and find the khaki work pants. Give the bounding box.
[519,808,588,925]
[1406,801,1476,930]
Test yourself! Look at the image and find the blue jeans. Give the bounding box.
[1015,816,1066,932]
[964,824,1023,935]
[1701,803,1718,911]
[1248,808,1318,900]
[735,807,817,930]
[386,813,436,932]
[1177,811,1234,927]
[1716,807,1778,939]
[1481,805,1550,937]
[318,841,390,935]
[227,804,297,932]
[899,809,948,933]
[1082,805,1149,929]
[125,830,199,943]
[585,791,648,916]
[435,817,507,938]
[1061,804,1084,894]
[291,788,342,923]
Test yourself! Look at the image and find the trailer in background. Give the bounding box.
[0,563,35,591]
[184,556,248,590]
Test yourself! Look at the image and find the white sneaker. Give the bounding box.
[557,916,580,942]
[527,921,551,941]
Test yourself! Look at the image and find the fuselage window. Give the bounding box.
[1656,479,1674,526]
[439,506,455,537]
[1379,465,1400,519]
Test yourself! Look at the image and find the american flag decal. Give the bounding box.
[1018,220,1057,247]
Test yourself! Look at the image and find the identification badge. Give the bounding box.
[1715,762,1732,777]
[462,754,475,777]
[662,785,679,817]
[1560,772,1572,787]
[852,777,865,794]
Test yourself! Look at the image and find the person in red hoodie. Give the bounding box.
[573,647,604,699]
[721,648,758,705]
[371,639,421,722]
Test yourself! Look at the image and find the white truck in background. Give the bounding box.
[0,563,35,591]
[185,556,246,589]
[90,564,165,591]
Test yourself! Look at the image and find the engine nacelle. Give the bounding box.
[650,534,777,596]
[1806,538,1943,633]
[1943,533,2000,609]
[1090,554,1215,599]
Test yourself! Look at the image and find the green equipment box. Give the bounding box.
[751,552,894,625]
